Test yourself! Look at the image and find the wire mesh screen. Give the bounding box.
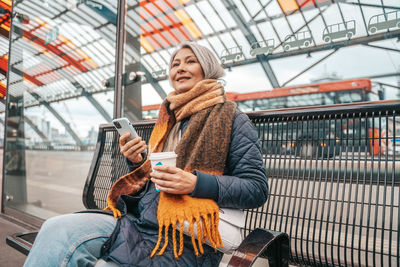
[247,106,399,266]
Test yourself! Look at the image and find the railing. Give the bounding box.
[246,100,399,266]
[24,143,96,151]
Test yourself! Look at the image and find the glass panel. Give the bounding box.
[4,0,117,218]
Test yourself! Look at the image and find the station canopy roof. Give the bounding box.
[0,0,399,113]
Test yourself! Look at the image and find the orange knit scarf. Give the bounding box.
[166,79,225,122]
[105,80,236,259]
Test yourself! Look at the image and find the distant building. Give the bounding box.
[83,126,98,145]
[41,119,51,137]
[51,127,59,140]
[311,69,342,83]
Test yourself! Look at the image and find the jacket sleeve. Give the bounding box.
[191,111,269,209]
[126,152,147,172]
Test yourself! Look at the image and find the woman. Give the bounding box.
[24,42,268,267]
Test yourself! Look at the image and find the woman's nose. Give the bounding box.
[177,66,185,73]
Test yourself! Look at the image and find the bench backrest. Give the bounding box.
[83,101,400,266]
[83,120,155,210]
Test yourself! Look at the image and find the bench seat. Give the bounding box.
[6,232,37,256]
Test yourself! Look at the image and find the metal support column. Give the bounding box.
[113,0,127,119]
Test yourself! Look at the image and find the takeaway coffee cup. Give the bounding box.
[149,152,178,192]
[149,151,178,171]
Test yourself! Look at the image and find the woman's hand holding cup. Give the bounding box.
[119,133,147,164]
[150,165,197,194]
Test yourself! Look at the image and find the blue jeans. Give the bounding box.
[24,212,117,267]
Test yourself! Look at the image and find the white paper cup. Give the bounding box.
[149,152,177,171]
[149,152,178,192]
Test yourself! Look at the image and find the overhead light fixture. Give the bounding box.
[16,13,30,24]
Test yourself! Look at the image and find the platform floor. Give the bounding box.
[0,215,28,267]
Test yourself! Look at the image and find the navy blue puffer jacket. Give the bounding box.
[101,110,268,266]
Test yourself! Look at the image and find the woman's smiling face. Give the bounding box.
[170,48,205,93]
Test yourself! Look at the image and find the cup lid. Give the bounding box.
[149,152,177,160]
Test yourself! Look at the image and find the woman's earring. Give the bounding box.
[217,79,226,87]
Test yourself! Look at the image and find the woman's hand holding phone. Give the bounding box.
[119,134,147,164]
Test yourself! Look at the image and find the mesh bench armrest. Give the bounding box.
[227,228,290,267]
[6,232,38,256]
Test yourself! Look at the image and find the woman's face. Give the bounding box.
[170,48,204,93]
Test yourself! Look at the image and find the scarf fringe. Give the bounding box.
[104,160,152,218]
[104,200,122,218]
[150,211,223,259]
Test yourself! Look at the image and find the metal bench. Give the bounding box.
[7,100,400,266]
[6,120,289,267]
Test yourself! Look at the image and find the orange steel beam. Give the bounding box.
[140,35,154,53]
[140,4,176,46]
[0,12,10,24]
[28,18,97,69]
[22,72,44,86]
[140,16,164,49]
[277,0,332,14]
[0,11,10,38]
[141,0,190,41]
[173,8,201,39]
[163,0,198,39]
[139,0,201,51]
[0,1,96,74]
[22,31,89,72]
[1,55,49,87]
[0,0,99,98]
[0,30,89,89]
[0,55,7,72]
[0,81,5,97]
[0,0,11,12]
[0,26,90,74]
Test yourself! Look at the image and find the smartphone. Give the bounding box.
[112,117,139,141]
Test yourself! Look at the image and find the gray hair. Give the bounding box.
[169,41,225,80]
